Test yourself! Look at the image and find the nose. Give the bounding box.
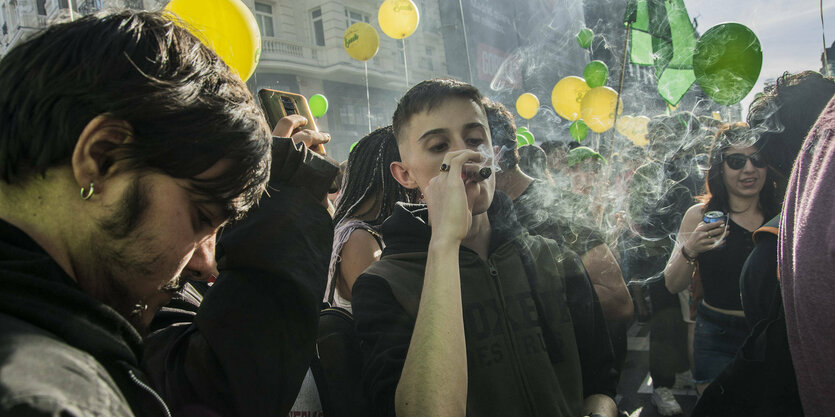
[184,233,219,282]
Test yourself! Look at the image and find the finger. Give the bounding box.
[292,130,330,147]
[272,114,308,137]
[704,221,726,231]
[444,150,483,180]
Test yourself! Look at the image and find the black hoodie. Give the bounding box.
[352,192,617,417]
[0,137,338,417]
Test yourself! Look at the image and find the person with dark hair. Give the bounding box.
[0,10,336,416]
[777,93,835,417]
[327,126,419,308]
[518,144,554,183]
[352,79,618,417]
[485,99,633,324]
[747,70,835,199]
[541,140,572,175]
[665,122,778,394]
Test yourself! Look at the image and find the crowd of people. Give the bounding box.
[0,9,832,417]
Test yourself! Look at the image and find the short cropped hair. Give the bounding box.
[391,78,485,143]
[0,10,272,220]
[482,99,520,170]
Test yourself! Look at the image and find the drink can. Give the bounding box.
[703,211,727,224]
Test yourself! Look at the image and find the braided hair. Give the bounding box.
[333,126,420,226]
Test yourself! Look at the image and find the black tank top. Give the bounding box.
[697,218,758,310]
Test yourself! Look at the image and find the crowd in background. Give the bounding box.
[0,9,833,417]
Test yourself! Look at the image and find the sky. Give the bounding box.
[685,0,835,112]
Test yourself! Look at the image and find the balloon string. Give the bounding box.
[68,0,75,21]
[823,0,830,76]
[457,0,474,83]
[402,39,410,88]
[365,61,372,133]
[609,22,631,158]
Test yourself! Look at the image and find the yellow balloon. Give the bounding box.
[516,93,540,120]
[615,115,635,137]
[166,0,261,81]
[580,86,623,133]
[344,22,380,61]
[378,0,420,39]
[630,115,650,146]
[552,76,591,121]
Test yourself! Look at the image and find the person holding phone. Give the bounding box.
[664,122,779,395]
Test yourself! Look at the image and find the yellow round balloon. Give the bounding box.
[166,0,261,81]
[580,86,623,133]
[516,93,540,120]
[552,76,591,121]
[344,22,380,61]
[615,115,635,137]
[378,0,420,39]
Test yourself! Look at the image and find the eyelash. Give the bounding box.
[428,138,484,153]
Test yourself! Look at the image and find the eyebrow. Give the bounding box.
[417,128,449,143]
[417,122,487,142]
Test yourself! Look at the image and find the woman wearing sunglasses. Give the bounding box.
[664,122,779,395]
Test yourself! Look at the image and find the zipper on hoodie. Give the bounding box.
[128,369,172,417]
[486,258,539,417]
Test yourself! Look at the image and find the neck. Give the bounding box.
[353,194,382,223]
[495,166,534,200]
[461,212,491,260]
[0,169,78,280]
[727,193,760,215]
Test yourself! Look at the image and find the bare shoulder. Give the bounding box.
[343,228,381,255]
[679,203,705,233]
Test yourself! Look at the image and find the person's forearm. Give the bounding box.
[592,283,634,321]
[582,394,618,417]
[582,246,633,321]
[395,240,467,417]
[664,246,696,294]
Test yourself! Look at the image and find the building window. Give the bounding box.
[254,2,275,38]
[311,7,325,46]
[36,0,47,15]
[344,8,369,28]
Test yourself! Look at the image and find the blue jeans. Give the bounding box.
[693,302,750,384]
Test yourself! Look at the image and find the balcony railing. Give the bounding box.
[261,38,324,66]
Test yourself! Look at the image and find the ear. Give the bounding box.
[71,115,133,195]
[389,161,419,190]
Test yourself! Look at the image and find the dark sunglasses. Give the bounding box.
[724,153,766,170]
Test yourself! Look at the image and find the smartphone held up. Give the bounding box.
[258,88,327,155]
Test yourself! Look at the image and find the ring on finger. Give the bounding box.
[440,163,450,172]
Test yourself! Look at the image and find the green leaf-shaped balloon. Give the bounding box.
[693,23,762,106]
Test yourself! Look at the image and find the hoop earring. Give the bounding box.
[80,182,94,200]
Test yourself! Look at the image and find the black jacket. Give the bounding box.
[352,193,617,417]
[0,137,338,417]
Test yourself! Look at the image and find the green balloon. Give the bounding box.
[567,146,607,167]
[309,94,329,118]
[583,61,609,88]
[520,130,535,146]
[349,141,358,153]
[576,28,594,49]
[693,23,762,106]
[569,120,589,142]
